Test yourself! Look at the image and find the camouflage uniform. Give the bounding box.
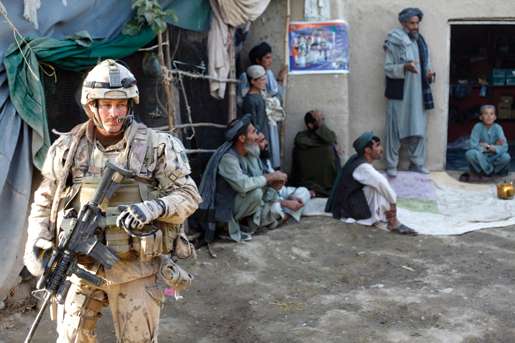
[27,120,201,342]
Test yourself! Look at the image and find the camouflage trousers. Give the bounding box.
[56,274,161,343]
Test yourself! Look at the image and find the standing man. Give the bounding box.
[24,59,201,342]
[384,7,435,177]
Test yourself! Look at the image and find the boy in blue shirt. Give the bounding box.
[460,105,511,182]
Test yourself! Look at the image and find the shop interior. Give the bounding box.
[447,24,515,170]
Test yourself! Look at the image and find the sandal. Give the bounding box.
[459,172,470,182]
[390,224,418,236]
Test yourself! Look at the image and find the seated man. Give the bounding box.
[291,110,339,196]
[255,133,312,223]
[198,114,287,242]
[326,132,416,235]
[460,105,511,182]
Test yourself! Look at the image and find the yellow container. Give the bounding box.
[496,181,514,200]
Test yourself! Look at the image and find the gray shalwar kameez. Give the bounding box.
[384,28,431,170]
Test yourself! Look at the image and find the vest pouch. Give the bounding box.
[132,229,163,262]
[105,227,131,259]
[160,222,179,253]
[174,230,194,259]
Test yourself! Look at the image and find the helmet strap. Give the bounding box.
[91,100,105,130]
[119,99,134,130]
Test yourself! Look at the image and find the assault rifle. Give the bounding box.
[24,161,134,343]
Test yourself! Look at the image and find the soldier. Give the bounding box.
[23,59,201,342]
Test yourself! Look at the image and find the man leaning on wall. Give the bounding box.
[383,7,435,177]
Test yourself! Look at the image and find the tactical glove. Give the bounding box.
[117,199,166,230]
[24,238,54,277]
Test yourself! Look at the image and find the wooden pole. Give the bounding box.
[280,0,291,162]
[227,27,237,122]
[158,29,176,130]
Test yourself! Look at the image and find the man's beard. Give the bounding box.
[260,148,271,160]
[244,143,260,157]
[408,31,419,40]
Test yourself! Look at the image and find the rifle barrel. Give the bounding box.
[24,292,52,343]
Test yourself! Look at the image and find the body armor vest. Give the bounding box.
[58,123,178,262]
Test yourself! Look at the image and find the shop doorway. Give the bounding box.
[446,24,515,171]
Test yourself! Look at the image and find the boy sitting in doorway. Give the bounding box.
[459,104,511,182]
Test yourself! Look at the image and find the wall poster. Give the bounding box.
[288,20,349,74]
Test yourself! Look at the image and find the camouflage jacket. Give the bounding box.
[27,120,201,254]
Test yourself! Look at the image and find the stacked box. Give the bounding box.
[491,68,507,86]
[498,95,513,119]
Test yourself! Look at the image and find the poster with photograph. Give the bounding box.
[288,20,349,74]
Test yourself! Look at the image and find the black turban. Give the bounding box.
[248,42,272,64]
[225,113,253,142]
[398,7,423,23]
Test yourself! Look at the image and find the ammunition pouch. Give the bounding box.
[61,177,187,261]
[156,255,192,292]
[144,255,192,305]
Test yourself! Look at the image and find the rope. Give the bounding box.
[176,69,195,140]
[0,1,40,81]
[160,64,239,141]
[39,62,57,83]
[161,66,239,83]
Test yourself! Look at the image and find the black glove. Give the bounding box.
[117,199,166,230]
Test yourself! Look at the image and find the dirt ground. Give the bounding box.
[2,216,515,343]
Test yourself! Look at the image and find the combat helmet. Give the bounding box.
[80,59,139,128]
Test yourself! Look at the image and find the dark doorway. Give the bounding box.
[447,24,515,171]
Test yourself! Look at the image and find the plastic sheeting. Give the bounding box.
[167,0,212,32]
[4,28,156,170]
[0,73,32,298]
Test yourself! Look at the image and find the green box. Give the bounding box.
[492,68,507,78]
[506,76,515,85]
[491,76,506,86]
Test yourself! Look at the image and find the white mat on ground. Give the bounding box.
[302,197,331,217]
[301,172,515,235]
[398,172,515,235]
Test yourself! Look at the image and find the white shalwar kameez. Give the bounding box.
[341,163,397,227]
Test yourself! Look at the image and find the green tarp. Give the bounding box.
[168,0,211,32]
[3,0,212,170]
[3,27,156,169]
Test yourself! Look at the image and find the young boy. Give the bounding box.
[460,105,511,182]
[241,65,269,141]
[241,64,284,169]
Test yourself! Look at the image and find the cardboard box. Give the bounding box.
[498,96,512,119]
[500,96,513,106]
[498,106,511,119]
